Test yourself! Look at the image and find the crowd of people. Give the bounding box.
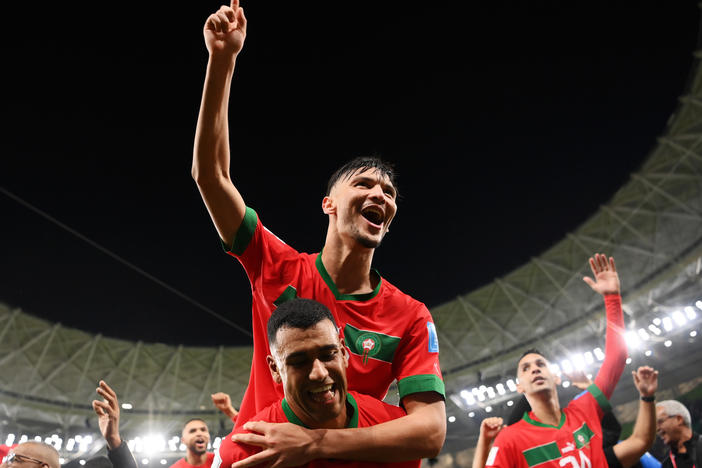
[1,2,699,468]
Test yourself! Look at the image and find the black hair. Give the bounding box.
[519,348,548,362]
[267,298,338,346]
[325,156,398,197]
[182,418,207,431]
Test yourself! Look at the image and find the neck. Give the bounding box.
[527,391,562,426]
[322,234,376,295]
[296,397,349,430]
[675,427,694,453]
[186,452,208,466]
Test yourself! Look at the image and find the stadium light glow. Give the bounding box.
[485,406,493,413]
[506,379,517,392]
[507,400,514,407]
[644,350,652,357]
[593,348,605,361]
[66,439,75,451]
[59,459,65,465]
[448,416,456,423]
[562,381,571,388]
[5,435,15,446]
[662,317,673,331]
[561,359,574,374]
[626,357,632,364]
[652,317,662,326]
[664,340,672,347]
[142,459,149,465]
[648,324,662,335]
[691,331,698,337]
[696,300,702,310]
[672,311,687,326]
[122,403,133,410]
[625,331,640,349]
[496,383,506,395]
[584,352,594,365]
[468,412,475,417]
[34,436,42,442]
[486,387,496,399]
[684,306,697,320]
[572,354,586,370]
[79,461,86,466]
[637,328,650,340]
[160,460,167,465]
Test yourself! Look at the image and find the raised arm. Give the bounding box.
[212,392,239,423]
[612,366,658,468]
[230,393,446,467]
[583,254,628,399]
[192,0,248,248]
[92,380,138,468]
[473,418,504,468]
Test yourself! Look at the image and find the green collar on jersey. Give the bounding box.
[315,250,381,301]
[522,410,566,429]
[281,392,359,429]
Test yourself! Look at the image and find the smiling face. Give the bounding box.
[181,419,210,456]
[323,167,397,249]
[267,319,349,429]
[656,406,686,447]
[516,353,560,396]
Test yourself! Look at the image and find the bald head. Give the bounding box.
[2,442,60,468]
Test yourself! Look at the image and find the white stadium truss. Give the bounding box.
[1,6,701,465]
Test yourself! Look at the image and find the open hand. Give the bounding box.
[582,254,620,296]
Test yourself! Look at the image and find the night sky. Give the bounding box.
[1,1,699,346]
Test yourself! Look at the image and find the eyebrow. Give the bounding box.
[286,344,338,360]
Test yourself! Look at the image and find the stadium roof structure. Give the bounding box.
[1,7,702,466]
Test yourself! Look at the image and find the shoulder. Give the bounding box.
[353,391,406,418]
[379,278,431,315]
[169,459,187,468]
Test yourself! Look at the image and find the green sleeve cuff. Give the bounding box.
[587,383,612,413]
[221,207,258,255]
[397,374,445,399]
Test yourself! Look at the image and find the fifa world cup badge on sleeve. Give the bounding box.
[427,322,439,353]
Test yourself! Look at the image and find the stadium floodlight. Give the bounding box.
[34,437,42,442]
[142,459,149,465]
[144,436,166,455]
[562,381,571,388]
[496,383,506,395]
[179,443,186,452]
[584,352,594,365]
[549,363,561,375]
[662,317,673,331]
[696,300,702,310]
[5,435,15,446]
[160,460,167,465]
[460,390,476,406]
[684,306,697,320]
[690,331,697,338]
[506,379,517,392]
[485,406,492,413]
[79,461,86,466]
[637,329,650,341]
[672,311,687,326]
[561,359,574,374]
[625,331,640,349]
[626,357,632,364]
[572,354,586,370]
[66,439,76,451]
[664,340,672,347]
[168,437,178,452]
[653,317,662,326]
[593,348,605,361]
[648,325,662,335]
[507,400,514,407]
[59,459,65,465]
[644,350,652,357]
[486,387,496,399]
[477,392,486,402]
[468,412,475,417]
[587,373,593,380]
[448,416,456,423]
[19,436,28,444]
[122,403,133,410]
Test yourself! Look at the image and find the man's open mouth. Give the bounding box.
[309,383,336,403]
[362,206,384,226]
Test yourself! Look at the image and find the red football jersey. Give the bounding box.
[227,208,444,427]
[170,452,215,468]
[487,385,612,468]
[213,391,420,468]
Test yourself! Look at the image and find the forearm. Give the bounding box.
[594,294,628,398]
[613,398,656,468]
[472,436,494,468]
[313,400,446,462]
[107,440,138,468]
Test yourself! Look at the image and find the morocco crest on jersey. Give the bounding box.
[361,337,376,365]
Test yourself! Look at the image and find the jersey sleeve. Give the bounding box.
[393,303,445,400]
[211,428,261,468]
[571,382,613,422]
[594,294,628,399]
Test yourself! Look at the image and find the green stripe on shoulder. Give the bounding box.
[222,207,258,255]
[586,383,612,413]
[397,374,445,399]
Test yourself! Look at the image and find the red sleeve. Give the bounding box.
[593,294,628,399]
[212,428,261,468]
[392,303,445,401]
[486,429,520,468]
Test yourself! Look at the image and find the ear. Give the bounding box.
[322,196,336,215]
[554,374,562,386]
[516,381,525,394]
[267,354,282,384]
[339,338,349,368]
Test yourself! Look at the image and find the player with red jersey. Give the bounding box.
[485,254,629,468]
[213,298,420,468]
[192,1,445,465]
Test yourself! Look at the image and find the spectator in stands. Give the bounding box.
[656,400,702,468]
[0,441,60,468]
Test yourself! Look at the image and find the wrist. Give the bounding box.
[106,436,122,450]
[640,395,655,402]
